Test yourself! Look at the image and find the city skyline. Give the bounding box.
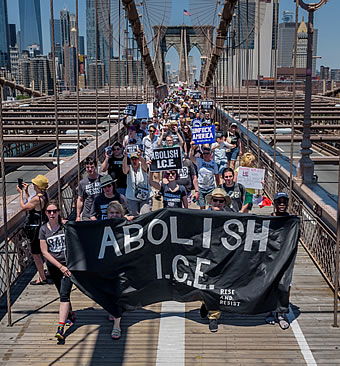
[5,0,340,72]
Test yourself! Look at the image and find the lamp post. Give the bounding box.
[297,0,328,184]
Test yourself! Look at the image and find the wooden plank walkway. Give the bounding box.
[0,204,339,365]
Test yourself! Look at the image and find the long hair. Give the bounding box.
[241,152,256,167]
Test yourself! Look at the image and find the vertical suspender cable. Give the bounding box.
[118,0,121,139]
[237,2,241,127]
[95,0,99,159]
[334,149,340,327]
[76,0,80,184]
[108,0,112,145]
[246,0,249,149]
[231,19,234,119]
[50,0,61,209]
[272,0,278,196]
[226,34,229,131]
[257,0,261,166]
[0,85,12,326]
[289,0,299,210]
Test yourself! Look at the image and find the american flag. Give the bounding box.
[183,9,191,16]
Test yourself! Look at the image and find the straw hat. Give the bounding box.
[205,188,232,206]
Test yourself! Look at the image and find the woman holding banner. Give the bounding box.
[149,171,188,208]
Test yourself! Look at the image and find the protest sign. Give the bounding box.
[149,147,182,172]
[201,100,215,110]
[125,144,138,156]
[192,92,201,99]
[236,167,265,190]
[124,104,137,116]
[192,125,215,145]
[66,209,299,315]
[192,119,202,128]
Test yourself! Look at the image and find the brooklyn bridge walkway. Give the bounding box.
[0,203,338,366]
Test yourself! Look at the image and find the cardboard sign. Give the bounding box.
[124,104,137,116]
[150,147,183,172]
[201,100,215,110]
[236,167,265,190]
[192,125,216,145]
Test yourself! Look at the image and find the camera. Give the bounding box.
[18,178,24,189]
[105,146,112,157]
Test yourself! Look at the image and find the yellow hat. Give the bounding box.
[31,175,48,190]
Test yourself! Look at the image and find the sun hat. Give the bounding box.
[100,174,117,187]
[206,188,232,206]
[130,152,139,159]
[31,175,48,190]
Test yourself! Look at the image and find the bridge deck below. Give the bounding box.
[0,206,339,365]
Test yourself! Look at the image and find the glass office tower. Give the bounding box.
[0,0,10,68]
[19,0,43,54]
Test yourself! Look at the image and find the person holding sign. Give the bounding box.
[123,151,153,216]
[149,171,188,208]
[189,142,219,209]
[225,123,242,170]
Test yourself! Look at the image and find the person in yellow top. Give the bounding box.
[234,152,257,213]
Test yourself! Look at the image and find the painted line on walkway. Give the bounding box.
[277,146,285,153]
[287,305,317,366]
[156,301,185,365]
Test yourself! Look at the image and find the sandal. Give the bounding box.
[265,312,275,325]
[277,313,290,330]
[30,279,48,285]
[111,327,121,340]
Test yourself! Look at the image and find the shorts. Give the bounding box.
[198,187,214,207]
[226,148,239,161]
[244,191,253,211]
[216,161,228,175]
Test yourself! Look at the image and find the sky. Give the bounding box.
[6,0,340,74]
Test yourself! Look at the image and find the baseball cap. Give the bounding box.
[274,192,289,201]
[231,122,238,127]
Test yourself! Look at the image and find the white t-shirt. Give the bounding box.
[196,157,218,190]
[125,163,153,201]
[211,141,229,163]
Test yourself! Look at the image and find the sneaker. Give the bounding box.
[200,304,208,319]
[277,313,290,330]
[55,326,65,340]
[209,319,218,332]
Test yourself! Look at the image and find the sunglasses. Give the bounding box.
[203,152,210,155]
[113,147,121,151]
[149,130,156,133]
[167,172,176,176]
[46,209,58,214]
[212,198,225,204]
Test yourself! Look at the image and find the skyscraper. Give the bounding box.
[79,36,85,55]
[19,0,43,54]
[9,24,17,47]
[0,0,10,69]
[86,0,111,83]
[50,19,61,47]
[60,9,71,47]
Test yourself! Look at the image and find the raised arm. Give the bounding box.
[189,141,197,165]
[122,152,130,175]
[148,172,161,191]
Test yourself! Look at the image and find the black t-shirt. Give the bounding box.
[219,183,246,212]
[176,159,196,192]
[39,224,66,265]
[225,131,241,146]
[91,192,128,220]
[160,183,187,208]
[108,156,127,189]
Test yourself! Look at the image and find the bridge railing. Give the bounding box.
[0,125,123,299]
[218,107,338,293]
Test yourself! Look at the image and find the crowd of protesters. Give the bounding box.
[16,88,292,341]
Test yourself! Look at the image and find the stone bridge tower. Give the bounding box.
[153,25,214,83]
